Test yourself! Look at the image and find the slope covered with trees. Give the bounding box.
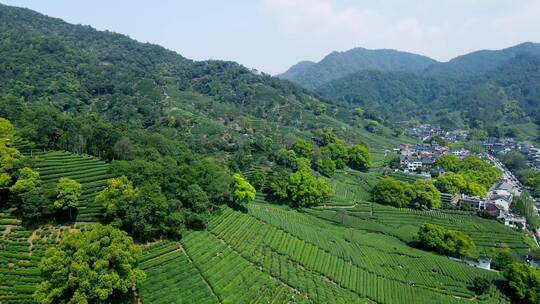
[281,43,540,135]
[278,47,437,90]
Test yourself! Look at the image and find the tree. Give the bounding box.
[316,156,336,177]
[292,139,314,159]
[434,153,460,172]
[231,173,256,205]
[462,181,487,197]
[348,144,372,171]
[53,178,82,219]
[95,176,139,217]
[472,277,491,295]
[97,177,175,241]
[416,223,475,257]
[10,167,41,194]
[500,151,528,171]
[34,224,145,304]
[434,172,466,194]
[321,141,348,169]
[0,117,23,187]
[372,177,412,207]
[512,193,540,230]
[270,165,332,207]
[492,245,514,270]
[250,168,268,190]
[182,184,210,214]
[503,263,540,304]
[411,179,441,209]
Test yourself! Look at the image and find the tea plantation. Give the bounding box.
[0,212,61,304]
[30,151,112,222]
[137,199,525,303]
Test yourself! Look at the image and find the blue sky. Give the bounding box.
[2,0,540,74]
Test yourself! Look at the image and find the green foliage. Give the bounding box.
[0,117,22,187]
[512,193,540,229]
[491,245,514,270]
[371,177,412,207]
[499,151,528,171]
[503,263,540,304]
[270,165,332,207]
[274,148,298,170]
[97,176,181,241]
[231,173,256,205]
[517,169,540,196]
[434,155,500,196]
[316,156,336,177]
[53,177,82,217]
[95,176,138,216]
[472,277,491,295]
[291,138,314,159]
[434,172,467,194]
[416,223,475,257]
[411,179,441,209]
[434,153,460,172]
[34,224,145,304]
[321,142,349,169]
[10,167,41,194]
[297,45,540,133]
[250,168,268,190]
[348,144,372,171]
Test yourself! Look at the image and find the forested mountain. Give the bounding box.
[278,47,437,90]
[0,3,405,228]
[425,42,540,77]
[0,3,393,156]
[282,43,540,135]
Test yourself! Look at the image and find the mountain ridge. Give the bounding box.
[278,47,438,90]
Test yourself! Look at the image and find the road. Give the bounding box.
[485,153,522,196]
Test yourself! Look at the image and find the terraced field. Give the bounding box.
[139,201,517,303]
[30,151,113,222]
[139,237,311,304]
[307,202,532,255]
[0,212,60,304]
[328,170,382,206]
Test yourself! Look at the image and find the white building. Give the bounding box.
[500,213,527,230]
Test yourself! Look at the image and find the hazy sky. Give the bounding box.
[2,0,540,74]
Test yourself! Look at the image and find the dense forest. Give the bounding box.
[0,4,385,239]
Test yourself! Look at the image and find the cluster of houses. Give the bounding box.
[405,124,468,143]
[441,180,527,230]
[395,144,470,173]
[485,138,540,170]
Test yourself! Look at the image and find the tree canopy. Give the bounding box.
[416,223,475,257]
[96,176,182,241]
[411,179,441,209]
[0,117,23,188]
[372,177,412,208]
[271,161,333,207]
[231,173,256,205]
[34,224,145,304]
[503,263,540,304]
[348,144,372,171]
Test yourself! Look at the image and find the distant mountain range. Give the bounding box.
[278,48,436,90]
[279,43,540,135]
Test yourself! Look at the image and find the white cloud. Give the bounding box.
[258,0,540,64]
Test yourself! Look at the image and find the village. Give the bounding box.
[398,124,540,240]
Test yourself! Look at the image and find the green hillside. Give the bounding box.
[278,47,436,90]
[0,3,538,304]
[282,44,540,136]
[30,151,112,222]
[138,201,521,303]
